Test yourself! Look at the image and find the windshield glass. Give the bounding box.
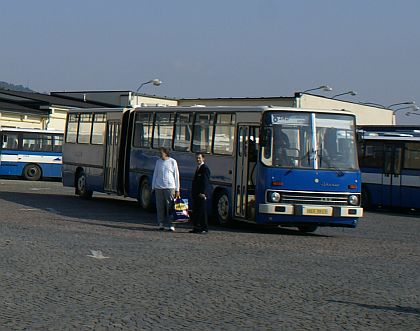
[261,112,312,168]
[260,112,358,170]
[315,114,358,170]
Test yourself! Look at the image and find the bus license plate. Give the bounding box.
[306,208,329,215]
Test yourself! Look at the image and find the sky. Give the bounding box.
[1,0,419,123]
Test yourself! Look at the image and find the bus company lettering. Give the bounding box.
[320,182,340,187]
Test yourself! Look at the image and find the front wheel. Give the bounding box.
[138,178,153,210]
[214,191,233,226]
[23,164,42,181]
[76,171,93,199]
[297,225,318,233]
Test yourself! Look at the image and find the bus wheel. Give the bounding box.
[23,164,42,181]
[76,171,93,199]
[297,225,318,233]
[215,191,232,226]
[138,178,152,210]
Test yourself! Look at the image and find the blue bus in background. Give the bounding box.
[358,126,420,210]
[62,106,363,233]
[0,128,63,181]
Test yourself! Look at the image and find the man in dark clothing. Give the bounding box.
[189,153,211,234]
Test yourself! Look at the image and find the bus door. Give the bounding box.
[234,125,258,220]
[104,121,121,193]
[383,144,403,207]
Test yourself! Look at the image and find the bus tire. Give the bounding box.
[214,190,233,226]
[76,171,93,199]
[138,178,153,211]
[23,164,42,181]
[298,225,318,233]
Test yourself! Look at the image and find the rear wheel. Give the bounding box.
[23,164,42,181]
[214,191,233,226]
[297,225,318,233]
[76,171,93,199]
[138,178,153,210]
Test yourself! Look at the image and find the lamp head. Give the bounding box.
[151,79,162,86]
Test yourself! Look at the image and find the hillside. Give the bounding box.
[0,81,34,92]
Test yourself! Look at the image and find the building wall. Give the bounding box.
[179,98,294,107]
[297,94,394,125]
[130,94,178,107]
[46,107,68,131]
[0,112,44,129]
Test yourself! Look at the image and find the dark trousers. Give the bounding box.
[192,197,208,231]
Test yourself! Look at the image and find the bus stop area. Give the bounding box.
[0,179,419,330]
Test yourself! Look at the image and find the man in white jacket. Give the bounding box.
[152,147,180,231]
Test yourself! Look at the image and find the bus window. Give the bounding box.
[133,113,153,148]
[77,114,93,144]
[192,113,214,153]
[66,113,79,143]
[53,135,63,153]
[404,142,420,170]
[174,113,192,152]
[153,113,174,148]
[213,114,235,155]
[92,113,107,145]
[359,141,384,168]
[22,133,43,151]
[2,133,19,150]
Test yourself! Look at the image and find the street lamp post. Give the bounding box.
[392,105,419,114]
[332,91,357,99]
[302,85,332,93]
[387,101,415,108]
[135,79,162,93]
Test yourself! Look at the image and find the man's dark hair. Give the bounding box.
[159,147,170,157]
[195,152,205,159]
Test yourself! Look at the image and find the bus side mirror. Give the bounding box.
[260,128,271,147]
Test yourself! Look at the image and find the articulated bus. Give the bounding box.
[358,126,420,210]
[62,106,363,232]
[0,128,63,180]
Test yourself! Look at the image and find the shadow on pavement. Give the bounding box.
[0,190,331,237]
[328,299,420,316]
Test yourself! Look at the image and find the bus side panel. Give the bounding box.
[400,169,420,209]
[0,150,22,176]
[361,168,384,207]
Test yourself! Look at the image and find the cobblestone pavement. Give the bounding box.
[0,179,419,330]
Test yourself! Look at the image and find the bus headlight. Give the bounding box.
[348,195,359,206]
[269,191,281,203]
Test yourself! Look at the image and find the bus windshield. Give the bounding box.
[261,112,358,170]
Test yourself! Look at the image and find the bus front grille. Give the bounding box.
[280,191,353,206]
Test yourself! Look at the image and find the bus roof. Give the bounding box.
[0,127,63,134]
[67,105,356,117]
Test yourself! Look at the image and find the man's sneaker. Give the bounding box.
[166,226,176,232]
[198,230,208,234]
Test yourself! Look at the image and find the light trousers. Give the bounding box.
[155,188,175,227]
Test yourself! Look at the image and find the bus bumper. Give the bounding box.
[259,204,363,218]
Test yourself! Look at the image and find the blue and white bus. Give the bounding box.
[358,126,420,210]
[62,106,363,232]
[0,128,63,180]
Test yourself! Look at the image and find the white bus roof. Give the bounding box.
[67,106,356,117]
[0,127,63,134]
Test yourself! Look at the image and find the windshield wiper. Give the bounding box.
[317,150,344,177]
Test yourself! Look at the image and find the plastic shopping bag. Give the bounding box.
[172,198,190,223]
